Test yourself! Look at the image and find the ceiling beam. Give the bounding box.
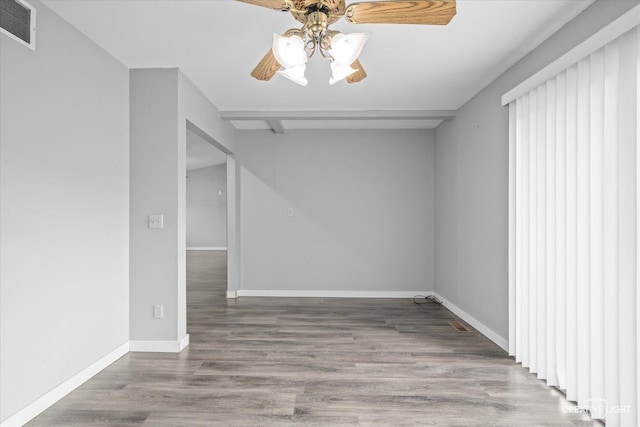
[267,119,286,134]
[220,110,457,121]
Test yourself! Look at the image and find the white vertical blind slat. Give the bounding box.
[521,94,531,368]
[564,64,579,402]
[636,25,640,427]
[602,38,621,427]
[509,101,517,357]
[545,78,559,387]
[575,57,591,408]
[616,29,638,427]
[529,89,539,373]
[588,46,605,420]
[536,84,548,380]
[515,97,524,363]
[554,71,568,391]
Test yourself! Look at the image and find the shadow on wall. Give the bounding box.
[235,129,435,293]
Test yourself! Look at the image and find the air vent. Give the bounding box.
[449,321,471,333]
[0,0,36,50]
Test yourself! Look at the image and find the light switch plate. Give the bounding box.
[149,214,163,229]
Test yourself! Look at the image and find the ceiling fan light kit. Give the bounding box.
[239,0,456,85]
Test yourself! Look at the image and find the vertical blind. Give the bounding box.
[508,26,638,426]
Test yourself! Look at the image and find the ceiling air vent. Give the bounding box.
[0,0,36,50]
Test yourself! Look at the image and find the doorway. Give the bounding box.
[184,124,231,333]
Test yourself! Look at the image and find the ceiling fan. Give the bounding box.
[238,0,456,85]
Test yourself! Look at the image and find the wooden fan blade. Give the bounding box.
[346,60,367,84]
[236,0,290,11]
[345,0,456,25]
[251,49,282,81]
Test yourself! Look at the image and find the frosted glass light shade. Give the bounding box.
[329,33,367,64]
[329,63,357,85]
[328,32,368,84]
[277,64,308,86]
[272,33,308,86]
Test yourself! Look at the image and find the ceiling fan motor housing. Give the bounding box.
[292,0,345,24]
[306,11,329,35]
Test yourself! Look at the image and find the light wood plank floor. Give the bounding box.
[28,251,599,426]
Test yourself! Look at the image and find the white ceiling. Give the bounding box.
[186,128,227,171]
[43,0,594,131]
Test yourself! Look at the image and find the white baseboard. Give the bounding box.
[235,290,429,298]
[0,341,129,427]
[129,334,190,353]
[178,334,190,351]
[186,247,227,251]
[432,292,509,352]
[226,290,237,299]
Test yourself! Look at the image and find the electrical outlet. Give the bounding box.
[149,214,163,229]
[153,304,164,319]
[287,208,294,217]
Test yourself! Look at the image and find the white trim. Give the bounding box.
[0,341,129,427]
[502,4,640,105]
[186,247,227,251]
[433,293,509,352]
[0,0,36,51]
[178,334,190,351]
[235,290,429,299]
[130,334,190,353]
[226,290,238,299]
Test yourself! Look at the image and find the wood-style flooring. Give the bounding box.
[28,250,600,426]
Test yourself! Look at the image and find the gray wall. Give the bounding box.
[434,0,640,342]
[129,69,181,342]
[0,0,129,421]
[187,164,228,248]
[130,69,236,345]
[236,129,435,294]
